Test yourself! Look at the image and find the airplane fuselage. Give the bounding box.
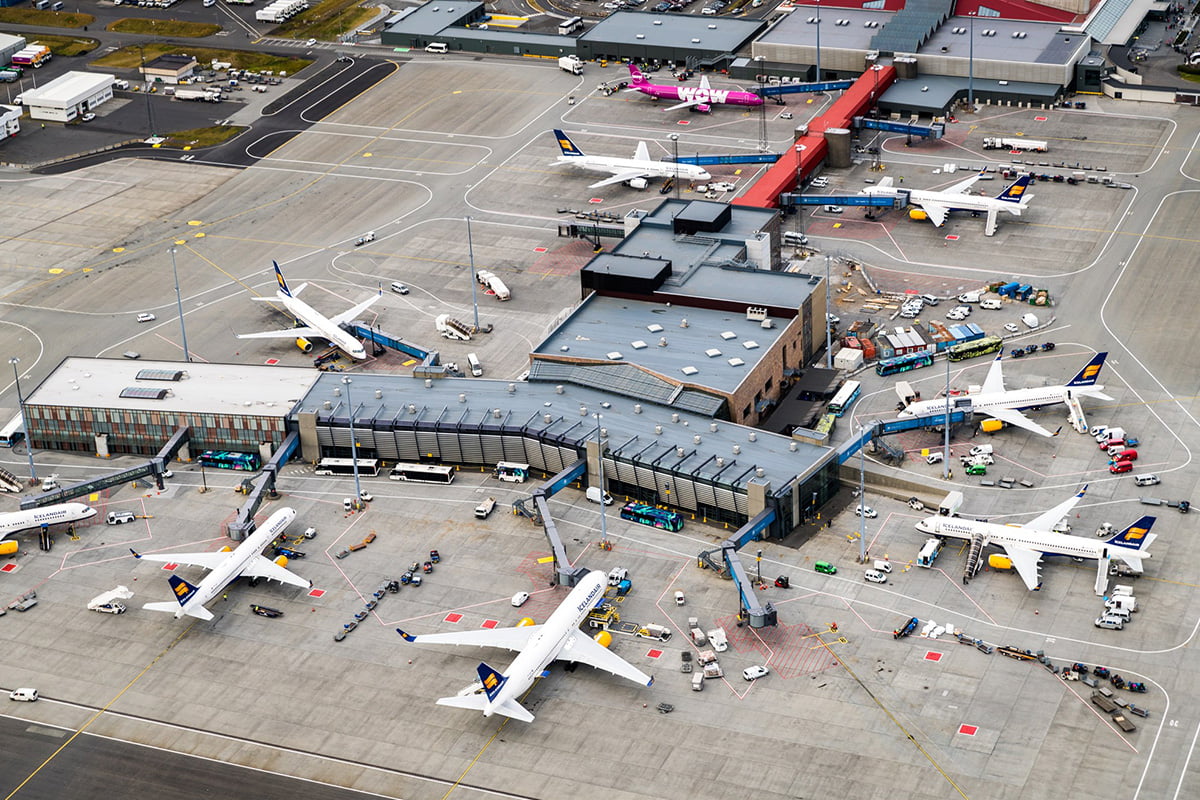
[174,507,297,618]
[917,517,1153,564]
[903,385,1082,420]
[864,187,1029,219]
[635,83,763,108]
[482,571,607,716]
[0,503,96,536]
[556,154,710,184]
[273,291,368,360]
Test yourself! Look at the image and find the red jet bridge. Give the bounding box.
[733,65,896,209]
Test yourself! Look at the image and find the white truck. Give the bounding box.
[558,56,584,75]
[636,624,672,641]
[939,490,964,517]
[706,627,728,652]
[88,586,134,614]
[476,270,511,301]
[916,537,942,567]
[982,137,1048,153]
[175,88,221,102]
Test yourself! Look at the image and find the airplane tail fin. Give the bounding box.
[552,129,585,158]
[996,174,1032,203]
[168,574,199,606]
[1066,352,1108,387]
[142,600,215,620]
[272,261,293,298]
[699,74,711,89]
[627,63,647,84]
[1106,516,1156,552]
[477,662,508,703]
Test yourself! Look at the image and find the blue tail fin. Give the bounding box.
[1066,352,1107,387]
[553,129,584,158]
[272,260,292,298]
[996,174,1032,203]
[476,662,507,703]
[168,574,199,607]
[1106,516,1155,550]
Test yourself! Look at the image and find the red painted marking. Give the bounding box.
[645,649,664,659]
[0,563,16,573]
[265,358,280,365]
[588,197,604,204]
[959,724,978,736]
[533,247,548,253]
[444,612,463,623]
[1010,150,1022,155]
[162,563,178,571]
[944,235,959,241]
[676,120,691,126]
[925,651,943,662]
[1034,116,1047,121]
[307,588,326,598]
[481,619,499,629]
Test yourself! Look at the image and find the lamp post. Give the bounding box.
[943,354,952,479]
[669,133,680,199]
[755,55,767,152]
[466,216,480,331]
[594,413,608,543]
[814,0,822,83]
[341,377,364,510]
[169,245,191,362]
[9,358,36,484]
[968,12,976,110]
[824,254,832,369]
[858,422,867,563]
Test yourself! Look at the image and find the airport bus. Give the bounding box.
[389,462,455,484]
[827,380,862,417]
[813,413,836,437]
[493,461,530,483]
[876,352,934,377]
[315,457,380,478]
[947,335,1004,362]
[557,15,584,35]
[0,412,24,448]
[619,502,684,532]
[198,450,261,471]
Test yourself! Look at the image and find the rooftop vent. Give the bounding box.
[655,425,663,434]
[636,33,645,39]
[680,318,689,328]
[732,445,741,455]
[728,357,745,366]
[459,393,467,403]
[709,422,718,432]
[120,387,169,400]
[606,351,624,360]
[631,340,648,349]
[633,404,642,413]
[647,323,664,333]
[743,340,760,349]
[705,348,721,358]
[136,369,184,382]
[760,318,774,329]
[720,331,736,340]
[681,366,699,376]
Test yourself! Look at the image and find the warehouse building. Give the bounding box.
[20,72,114,123]
[140,53,198,85]
[0,33,26,65]
[575,11,766,66]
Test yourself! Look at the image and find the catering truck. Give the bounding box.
[981,137,1048,152]
[558,56,584,75]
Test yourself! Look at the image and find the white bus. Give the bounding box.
[315,457,380,477]
[0,412,24,448]
[389,463,455,484]
[827,380,862,417]
[493,461,530,483]
[557,16,583,35]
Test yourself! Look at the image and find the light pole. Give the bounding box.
[341,377,364,510]
[466,216,480,331]
[9,358,36,484]
[669,133,680,199]
[594,413,608,542]
[943,354,951,479]
[169,245,191,362]
[824,254,832,369]
[857,422,867,563]
[814,0,822,83]
[755,55,767,152]
[968,12,976,110]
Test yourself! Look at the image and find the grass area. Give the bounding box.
[1178,69,1200,83]
[272,0,374,41]
[3,31,101,56]
[92,44,311,74]
[161,125,245,149]
[0,8,94,28]
[106,18,221,37]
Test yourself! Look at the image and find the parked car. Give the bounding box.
[1004,322,1019,333]
[390,281,409,294]
[137,313,156,323]
[511,591,530,607]
[81,112,96,122]
[864,569,887,584]
[826,313,840,324]
[855,505,877,518]
[822,205,843,213]
[742,665,770,681]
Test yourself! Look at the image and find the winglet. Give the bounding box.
[396,628,417,643]
[129,548,142,559]
[272,260,292,298]
[476,662,507,703]
[647,674,655,687]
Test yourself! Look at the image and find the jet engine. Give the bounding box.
[295,337,314,353]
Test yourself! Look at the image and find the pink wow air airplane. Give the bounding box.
[625,64,763,113]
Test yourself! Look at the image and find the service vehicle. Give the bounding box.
[250,604,283,618]
[511,591,529,607]
[107,510,136,525]
[822,205,843,213]
[864,569,887,583]
[9,688,38,702]
[474,496,496,519]
[855,505,877,518]
[558,55,584,75]
[707,627,728,652]
[1134,474,1160,486]
[742,665,769,681]
[893,617,919,638]
[1095,614,1125,630]
[814,561,837,575]
[389,281,409,294]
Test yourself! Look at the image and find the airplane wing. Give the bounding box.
[915,200,949,227]
[985,407,1054,438]
[634,141,651,162]
[236,327,320,340]
[130,549,231,571]
[588,170,651,189]
[557,630,653,686]
[330,290,383,328]
[664,98,702,112]
[944,173,983,195]
[876,176,895,189]
[242,555,312,589]
[999,545,1043,590]
[980,355,1006,395]
[397,625,542,653]
[1026,485,1088,532]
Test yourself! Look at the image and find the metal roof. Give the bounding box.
[21,72,113,106]
[759,9,896,51]
[578,10,764,52]
[382,1,482,37]
[922,16,1088,65]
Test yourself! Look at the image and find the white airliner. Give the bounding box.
[862,172,1033,235]
[131,507,311,621]
[236,261,382,360]
[898,352,1110,438]
[397,569,653,723]
[916,485,1157,590]
[551,129,711,190]
[0,502,96,536]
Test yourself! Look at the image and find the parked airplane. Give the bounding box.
[236,262,381,360]
[898,352,1110,438]
[625,64,763,112]
[861,172,1033,235]
[0,503,96,536]
[915,485,1156,590]
[551,129,711,189]
[397,569,653,722]
[132,506,310,621]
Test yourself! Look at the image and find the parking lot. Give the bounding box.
[2,49,1200,800]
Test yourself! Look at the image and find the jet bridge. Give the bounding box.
[853,117,944,140]
[513,458,591,588]
[835,411,969,466]
[757,80,855,99]
[696,508,777,628]
[226,431,297,541]
[779,193,900,208]
[667,153,782,166]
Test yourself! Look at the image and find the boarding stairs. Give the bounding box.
[0,466,22,493]
[1065,389,1089,434]
[963,533,986,583]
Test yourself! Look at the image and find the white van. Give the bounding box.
[1097,427,1125,444]
[425,42,448,53]
[9,688,38,702]
[1021,312,1039,328]
[969,444,993,457]
[958,290,983,303]
[691,671,704,691]
[872,559,892,573]
[1133,474,1160,486]
[1094,615,1124,630]
[466,352,482,377]
[980,297,1003,310]
[586,486,613,505]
